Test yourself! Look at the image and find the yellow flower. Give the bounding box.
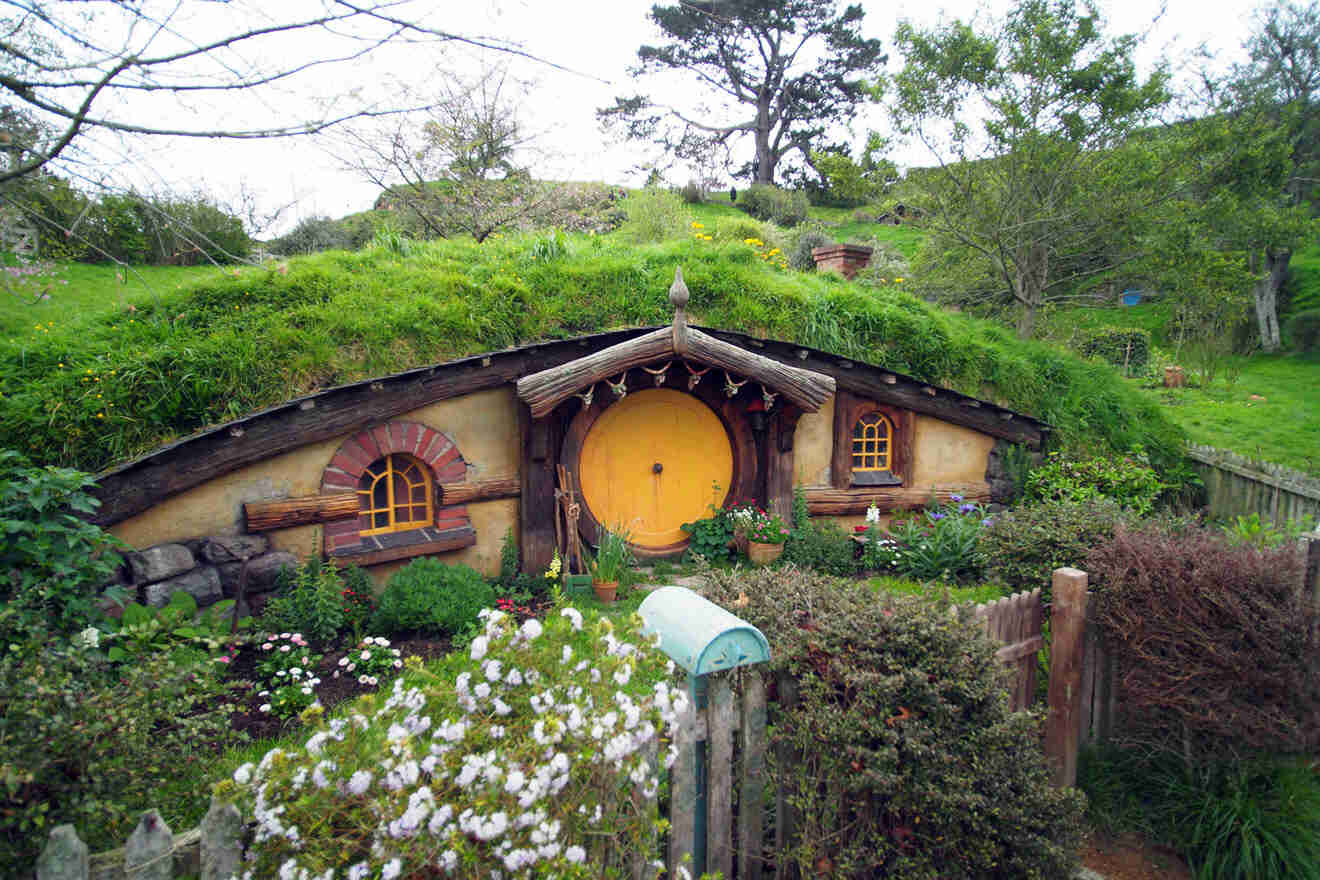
[895,277,904,283]
[691,221,704,229]
[768,248,781,256]
[96,412,104,419]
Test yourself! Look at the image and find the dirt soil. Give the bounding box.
[1081,832,1193,880]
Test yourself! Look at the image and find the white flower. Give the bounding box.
[347,863,368,880]
[347,770,372,795]
[520,618,543,640]
[233,763,254,785]
[381,858,402,880]
[259,703,272,713]
[438,851,458,872]
[361,650,372,660]
[483,659,503,682]
[504,770,526,794]
[74,627,100,649]
[470,635,489,660]
[559,607,583,631]
[474,682,491,699]
[565,845,586,864]
[279,645,291,653]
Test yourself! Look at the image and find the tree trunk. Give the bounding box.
[1252,247,1290,353]
[1013,244,1048,339]
[754,94,774,184]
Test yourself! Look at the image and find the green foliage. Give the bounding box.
[980,498,1135,595]
[679,180,704,204]
[1221,511,1318,549]
[1025,450,1165,515]
[0,449,125,642]
[0,642,241,874]
[703,566,1086,878]
[681,508,734,562]
[1286,307,1320,354]
[877,497,989,582]
[252,631,323,718]
[590,524,634,583]
[618,187,691,243]
[260,556,345,642]
[106,591,248,663]
[1080,327,1151,376]
[269,215,359,255]
[339,564,375,642]
[370,558,494,637]
[789,227,832,271]
[737,184,809,227]
[783,518,859,576]
[1080,746,1320,880]
[498,527,520,583]
[228,605,675,877]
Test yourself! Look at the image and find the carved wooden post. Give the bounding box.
[36,825,88,880]
[1045,568,1088,787]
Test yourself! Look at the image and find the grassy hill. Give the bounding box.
[0,230,1185,478]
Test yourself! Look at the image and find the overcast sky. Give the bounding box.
[75,0,1263,236]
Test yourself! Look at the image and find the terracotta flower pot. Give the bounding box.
[592,580,618,603]
[746,541,784,565]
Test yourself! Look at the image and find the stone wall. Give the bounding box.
[109,534,298,616]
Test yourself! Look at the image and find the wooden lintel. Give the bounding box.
[806,483,990,516]
[439,477,520,506]
[244,493,359,532]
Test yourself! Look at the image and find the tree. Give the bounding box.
[343,69,619,243]
[890,0,1173,338]
[1212,0,1320,351]
[0,1,553,186]
[598,1,885,185]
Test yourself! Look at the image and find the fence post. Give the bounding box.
[1303,531,1320,604]
[706,673,736,880]
[1045,567,1088,787]
[36,826,88,880]
[200,796,243,880]
[124,811,173,880]
[738,671,768,880]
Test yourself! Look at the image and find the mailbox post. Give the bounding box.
[639,587,771,878]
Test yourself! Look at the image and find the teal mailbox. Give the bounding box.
[639,586,770,674]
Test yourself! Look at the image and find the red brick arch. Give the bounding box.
[320,420,471,558]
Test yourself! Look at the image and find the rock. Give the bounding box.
[124,811,172,880]
[144,566,223,608]
[128,543,195,583]
[200,796,243,880]
[1074,868,1106,880]
[36,825,88,880]
[218,550,299,596]
[200,534,269,564]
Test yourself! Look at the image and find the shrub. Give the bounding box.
[0,450,125,643]
[737,183,809,227]
[679,180,704,203]
[260,555,345,642]
[1079,327,1151,376]
[226,605,684,878]
[1285,307,1320,354]
[875,496,989,582]
[1025,450,1165,515]
[370,558,495,637]
[339,564,375,641]
[711,215,775,247]
[703,566,1086,878]
[682,508,735,561]
[783,518,860,575]
[618,186,690,243]
[980,498,1134,595]
[0,640,240,874]
[1087,525,1317,759]
[789,227,832,271]
[270,215,356,254]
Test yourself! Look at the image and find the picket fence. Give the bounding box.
[1188,444,1320,526]
[33,581,1086,880]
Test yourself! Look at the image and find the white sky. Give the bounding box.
[60,0,1262,236]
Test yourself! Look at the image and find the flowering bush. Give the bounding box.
[867,496,988,582]
[336,636,405,687]
[227,605,687,878]
[256,633,324,718]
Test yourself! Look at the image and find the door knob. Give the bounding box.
[652,462,663,474]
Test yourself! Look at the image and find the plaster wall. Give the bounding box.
[910,415,997,486]
[111,387,522,578]
[793,397,834,487]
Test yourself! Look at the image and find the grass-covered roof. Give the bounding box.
[0,234,1186,476]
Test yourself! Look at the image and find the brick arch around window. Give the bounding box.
[319,421,474,564]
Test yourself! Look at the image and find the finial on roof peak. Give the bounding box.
[669,266,689,311]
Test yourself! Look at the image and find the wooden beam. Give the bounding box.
[438,477,520,506]
[520,407,559,573]
[681,329,835,413]
[244,493,359,532]
[805,483,990,516]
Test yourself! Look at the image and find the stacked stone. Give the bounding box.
[117,535,298,613]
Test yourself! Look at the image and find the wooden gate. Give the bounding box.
[972,588,1045,711]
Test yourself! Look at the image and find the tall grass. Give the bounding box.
[0,234,1185,474]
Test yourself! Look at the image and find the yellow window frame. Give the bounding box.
[357,453,433,536]
[851,411,893,474]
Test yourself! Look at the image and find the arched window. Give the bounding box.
[852,411,893,475]
[358,453,433,536]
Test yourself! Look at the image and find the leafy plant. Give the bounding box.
[682,506,734,562]
[252,631,324,718]
[702,565,1086,878]
[338,564,375,643]
[590,524,634,583]
[1026,450,1166,515]
[617,187,690,243]
[0,449,126,642]
[737,184,809,227]
[783,518,859,576]
[334,635,403,686]
[106,591,250,663]
[1285,308,1320,354]
[370,558,494,637]
[878,496,989,582]
[1080,327,1151,376]
[260,555,346,642]
[1222,511,1318,549]
[981,498,1134,597]
[498,527,519,583]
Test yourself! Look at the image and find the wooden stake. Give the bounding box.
[1045,568,1088,787]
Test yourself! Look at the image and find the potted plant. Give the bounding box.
[745,508,790,565]
[590,525,633,602]
[727,504,757,555]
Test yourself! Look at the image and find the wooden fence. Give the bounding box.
[33,579,1089,880]
[1188,444,1320,526]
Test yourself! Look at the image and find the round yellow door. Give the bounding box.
[579,388,732,550]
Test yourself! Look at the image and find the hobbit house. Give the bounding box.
[92,269,1049,604]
